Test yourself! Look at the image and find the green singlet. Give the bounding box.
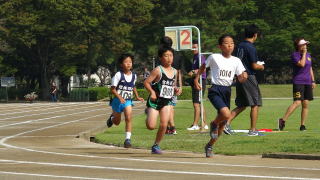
[147,66,176,110]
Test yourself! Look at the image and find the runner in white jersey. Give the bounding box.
[194,34,247,158]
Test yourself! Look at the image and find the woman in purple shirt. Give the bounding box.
[278,38,316,131]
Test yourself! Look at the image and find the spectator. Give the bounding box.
[278,38,316,131]
[187,40,208,131]
[143,67,150,80]
[50,82,58,102]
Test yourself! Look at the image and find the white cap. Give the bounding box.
[298,39,310,45]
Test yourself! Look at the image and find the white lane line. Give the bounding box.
[0,159,319,180]
[1,102,318,179]
[0,108,105,128]
[0,108,319,173]
[0,102,93,116]
[0,103,73,113]
[0,103,105,121]
[0,102,82,113]
[0,170,117,180]
[0,102,106,114]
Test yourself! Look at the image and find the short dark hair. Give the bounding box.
[117,53,134,66]
[158,46,174,58]
[244,24,260,38]
[294,37,305,51]
[160,36,173,48]
[192,39,198,44]
[218,34,234,45]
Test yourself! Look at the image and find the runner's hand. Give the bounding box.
[137,97,144,102]
[119,97,126,104]
[150,92,157,101]
[194,81,201,91]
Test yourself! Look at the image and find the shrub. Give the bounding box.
[69,88,89,101]
[88,87,110,101]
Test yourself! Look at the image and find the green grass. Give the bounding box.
[95,84,320,155]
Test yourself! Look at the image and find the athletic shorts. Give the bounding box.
[171,96,178,106]
[293,84,313,101]
[111,97,134,113]
[208,85,231,111]
[192,79,206,104]
[146,97,173,110]
[235,75,262,107]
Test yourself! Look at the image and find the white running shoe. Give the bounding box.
[187,125,200,130]
[204,125,209,130]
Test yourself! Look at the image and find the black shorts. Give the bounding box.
[293,84,313,101]
[146,96,173,110]
[208,85,231,111]
[235,75,262,107]
[191,79,206,103]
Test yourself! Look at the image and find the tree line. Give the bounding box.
[0,0,319,99]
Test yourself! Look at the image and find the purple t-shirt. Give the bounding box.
[192,54,206,79]
[291,52,312,85]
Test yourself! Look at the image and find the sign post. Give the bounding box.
[1,77,15,102]
[164,26,205,130]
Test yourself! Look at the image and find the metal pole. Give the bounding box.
[152,56,155,69]
[6,86,8,103]
[193,27,204,130]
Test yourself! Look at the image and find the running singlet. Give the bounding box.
[152,66,176,99]
[116,72,136,100]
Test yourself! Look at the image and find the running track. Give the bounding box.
[0,102,319,180]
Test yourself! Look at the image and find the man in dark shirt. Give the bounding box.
[225,24,265,136]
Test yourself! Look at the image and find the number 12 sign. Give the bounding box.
[164,27,192,51]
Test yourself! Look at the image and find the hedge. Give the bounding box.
[136,86,194,100]
[84,86,195,102]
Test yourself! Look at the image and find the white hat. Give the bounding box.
[298,39,310,45]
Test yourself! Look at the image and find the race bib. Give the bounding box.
[117,90,133,99]
[159,85,174,99]
[218,69,233,80]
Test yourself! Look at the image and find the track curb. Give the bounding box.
[77,126,107,142]
[262,153,320,160]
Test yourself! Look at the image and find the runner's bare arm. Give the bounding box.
[193,64,206,90]
[133,87,144,102]
[111,86,126,103]
[143,67,160,101]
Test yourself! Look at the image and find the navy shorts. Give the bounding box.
[293,84,313,101]
[208,85,231,111]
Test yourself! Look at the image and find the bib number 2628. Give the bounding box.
[118,90,133,99]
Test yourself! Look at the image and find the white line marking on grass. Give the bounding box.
[0,170,117,180]
[0,159,319,180]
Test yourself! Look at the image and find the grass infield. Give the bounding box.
[95,85,320,155]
